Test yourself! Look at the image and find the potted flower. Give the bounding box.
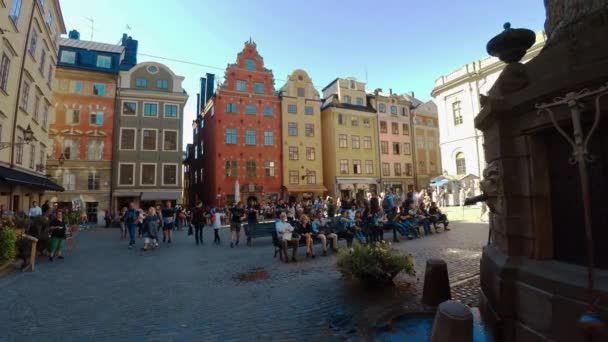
[337,241,415,286]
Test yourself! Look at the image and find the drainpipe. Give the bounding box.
[410,103,420,191]
[374,97,382,194]
[109,73,120,213]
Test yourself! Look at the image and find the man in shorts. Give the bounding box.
[229,201,245,248]
[161,201,176,243]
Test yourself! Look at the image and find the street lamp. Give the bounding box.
[0,125,35,150]
[58,154,66,167]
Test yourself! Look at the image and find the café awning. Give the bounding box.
[0,166,64,191]
[284,185,327,193]
[140,191,182,201]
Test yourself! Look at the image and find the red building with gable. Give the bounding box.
[199,40,282,206]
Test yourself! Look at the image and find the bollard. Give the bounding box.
[422,258,451,306]
[430,300,473,342]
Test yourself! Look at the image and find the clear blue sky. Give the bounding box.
[58,0,546,146]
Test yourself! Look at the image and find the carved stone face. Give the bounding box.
[480,161,501,196]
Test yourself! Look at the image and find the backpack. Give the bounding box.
[125,209,137,224]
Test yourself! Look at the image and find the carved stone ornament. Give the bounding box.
[480,161,501,213]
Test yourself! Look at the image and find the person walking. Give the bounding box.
[191,201,205,245]
[142,207,160,251]
[125,202,139,248]
[245,200,258,246]
[118,207,127,240]
[229,202,245,248]
[161,201,176,244]
[41,200,50,215]
[48,211,68,261]
[212,208,222,244]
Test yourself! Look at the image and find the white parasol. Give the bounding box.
[235,180,240,203]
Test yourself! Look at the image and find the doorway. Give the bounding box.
[12,195,19,212]
[86,202,98,224]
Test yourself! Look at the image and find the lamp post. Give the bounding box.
[0,125,34,150]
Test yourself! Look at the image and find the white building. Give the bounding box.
[431,31,546,180]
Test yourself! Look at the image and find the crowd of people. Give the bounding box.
[112,189,450,264]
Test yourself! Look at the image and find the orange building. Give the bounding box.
[44,34,124,222]
[198,40,282,206]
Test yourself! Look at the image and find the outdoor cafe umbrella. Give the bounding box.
[235,180,240,203]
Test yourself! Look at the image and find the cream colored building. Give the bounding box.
[279,69,325,200]
[409,99,442,187]
[0,0,66,212]
[321,78,380,200]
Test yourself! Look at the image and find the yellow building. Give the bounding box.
[410,100,442,187]
[279,69,325,200]
[0,0,66,212]
[321,78,380,200]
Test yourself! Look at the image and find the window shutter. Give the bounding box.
[96,112,104,125]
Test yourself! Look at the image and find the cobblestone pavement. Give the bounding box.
[0,220,488,341]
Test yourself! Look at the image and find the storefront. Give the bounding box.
[0,166,64,213]
[335,178,379,201]
[283,185,327,203]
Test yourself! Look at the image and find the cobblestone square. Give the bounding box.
[0,210,487,341]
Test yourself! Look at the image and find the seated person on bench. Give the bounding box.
[276,212,299,263]
[312,211,338,255]
[335,210,355,248]
[428,202,450,231]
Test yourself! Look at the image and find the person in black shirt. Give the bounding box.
[245,200,258,247]
[191,201,205,245]
[49,211,68,261]
[295,214,314,258]
[229,202,245,248]
[161,201,176,243]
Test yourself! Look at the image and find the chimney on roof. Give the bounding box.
[205,73,215,103]
[410,91,415,98]
[68,30,80,40]
[120,33,138,71]
[389,88,393,95]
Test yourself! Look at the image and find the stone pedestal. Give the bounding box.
[422,258,451,306]
[430,300,473,342]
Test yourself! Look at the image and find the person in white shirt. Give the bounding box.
[28,201,42,217]
[213,209,223,244]
[275,212,299,263]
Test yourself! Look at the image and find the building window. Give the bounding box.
[245,58,255,71]
[163,131,178,151]
[157,80,168,89]
[246,160,256,177]
[86,139,103,160]
[263,131,274,146]
[427,136,435,149]
[344,95,351,104]
[62,171,76,191]
[296,87,305,97]
[394,163,402,176]
[119,164,134,185]
[142,130,157,150]
[453,101,463,125]
[236,80,246,92]
[402,107,409,116]
[340,160,348,174]
[9,0,22,21]
[289,171,299,185]
[418,161,427,174]
[33,94,40,122]
[254,82,264,94]
[381,141,388,154]
[28,30,38,56]
[62,138,79,160]
[380,121,387,133]
[404,143,411,155]
[120,128,135,150]
[306,147,315,161]
[305,124,314,137]
[353,160,362,174]
[19,79,30,111]
[352,135,360,149]
[427,118,434,127]
[0,53,10,91]
[245,129,256,145]
[39,146,45,169]
[15,136,24,164]
[287,104,297,114]
[363,118,370,127]
[338,114,345,125]
[288,146,298,160]
[29,144,35,169]
[379,103,386,113]
[89,112,104,125]
[365,160,373,174]
[416,135,425,148]
[163,164,178,185]
[135,78,147,87]
[225,160,237,177]
[42,103,49,127]
[264,107,273,116]
[60,50,76,64]
[165,104,178,118]
[351,118,358,126]
[264,161,275,177]
[392,142,401,155]
[93,83,105,96]
[226,103,237,113]
[288,122,297,136]
[391,122,399,134]
[96,56,112,68]
[45,12,52,28]
[144,103,158,117]
[363,136,372,149]
[356,97,363,106]
[402,123,409,135]
[70,80,82,94]
[390,105,397,115]
[225,128,237,144]
[415,117,422,125]
[338,134,347,148]
[39,50,46,76]
[47,65,53,87]
[382,163,390,176]
[245,105,256,115]
[305,106,313,115]
[88,172,100,190]
[141,164,156,185]
[405,163,413,176]
[456,152,466,175]
[123,102,137,115]
[430,161,437,173]
[306,171,316,184]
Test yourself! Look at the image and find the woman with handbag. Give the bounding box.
[48,211,68,261]
[295,214,315,258]
[142,207,160,251]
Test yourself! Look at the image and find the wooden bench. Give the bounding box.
[20,234,38,272]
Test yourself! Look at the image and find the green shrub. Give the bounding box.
[337,242,415,285]
[0,227,18,262]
